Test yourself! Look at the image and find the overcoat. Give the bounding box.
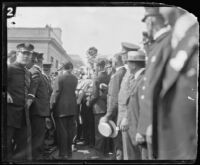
[107,66,126,121]
[29,65,51,117]
[50,71,78,117]
[137,29,172,136]
[7,62,31,128]
[153,15,198,159]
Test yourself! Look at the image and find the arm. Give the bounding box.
[50,75,62,110]
[27,70,41,107]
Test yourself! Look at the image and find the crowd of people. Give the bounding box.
[6,6,198,162]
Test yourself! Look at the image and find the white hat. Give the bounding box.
[98,120,119,138]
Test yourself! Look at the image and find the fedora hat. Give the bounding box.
[127,50,146,62]
[98,120,119,138]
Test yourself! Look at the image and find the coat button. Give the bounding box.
[142,86,146,90]
[141,95,145,99]
[151,56,156,63]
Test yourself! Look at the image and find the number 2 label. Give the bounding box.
[7,7,14,17]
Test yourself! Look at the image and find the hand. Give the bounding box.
[119,118,129,132]
[25,99,33,109]
[7,92,13,103]
[146,125,152,144]
[99,115,109,123]
[135,133,145,144]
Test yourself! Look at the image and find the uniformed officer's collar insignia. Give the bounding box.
[169,50,188,72]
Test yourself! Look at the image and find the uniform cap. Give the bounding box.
[120,42,140,54]
[16,43,34,52]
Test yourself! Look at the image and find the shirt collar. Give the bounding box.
[154,25,171,40]
[116,66,125,72]
[33,64,42,72]
[135,68,145,79]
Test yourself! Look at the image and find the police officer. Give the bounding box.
[27,52,51,160]
[7,43,34,161]
[136,7,172,159]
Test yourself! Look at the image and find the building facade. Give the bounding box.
[7,25,71,72]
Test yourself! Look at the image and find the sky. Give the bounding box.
[7,7,146,64]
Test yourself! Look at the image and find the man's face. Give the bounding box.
[145,17,153,38]
[128,61,136,72]
[16,51,32,65]
[121,53,128,65]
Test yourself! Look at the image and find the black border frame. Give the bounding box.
[1,1,199,164]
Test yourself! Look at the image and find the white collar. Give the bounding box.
[135,68,145,79]
[34,64,42,72]
[154,25,171,40]
[171,13,197,49]
[116,66,124,72]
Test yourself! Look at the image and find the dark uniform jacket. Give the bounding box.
[153,15,198,159]
[7,62,31,128]
[29,65,51,117]
[90,71,110,114]
[50,71,78,117]
[137,28,172,136]
[106,66,126,121]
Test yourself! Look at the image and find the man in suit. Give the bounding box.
[152,7,198,160]
[27,52,51,160]
[50,62,78,159]
[88,58,110,158]
[119,50,146,160]
[136,7,172,159]
[7,43,34,161]
[117,42,140,159]
[100,53,126,159]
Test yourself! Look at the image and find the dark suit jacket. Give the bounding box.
[106,66,126,121]
[50,71,78,117]
[90,71,110,114]
[7,62,31,128]
[154,22,198,159]
[29,65,51,117]
[137,30,172,136]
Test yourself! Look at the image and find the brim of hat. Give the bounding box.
[109,121,118,138]
[128,59,146,62]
